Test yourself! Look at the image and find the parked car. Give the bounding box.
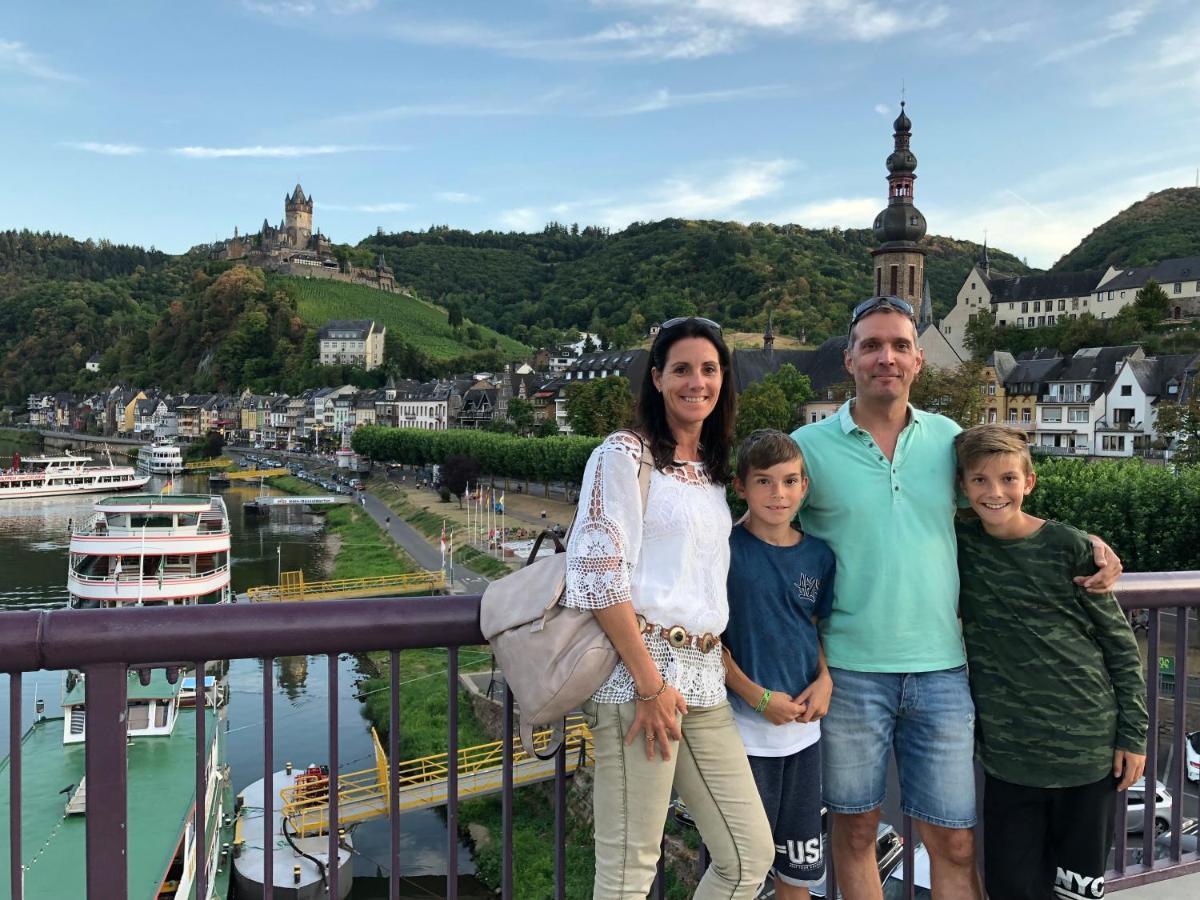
[1187,731,1199,783]
[1123,778,1173,835]
[1110,818,1199,869]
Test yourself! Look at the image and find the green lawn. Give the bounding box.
[285,277,529,360]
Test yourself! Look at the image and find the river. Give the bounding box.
[0,436,487,898]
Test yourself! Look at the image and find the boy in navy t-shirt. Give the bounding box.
[724,429,835,899]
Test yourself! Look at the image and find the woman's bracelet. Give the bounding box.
[755,689,773,714]
[636,679,668,703]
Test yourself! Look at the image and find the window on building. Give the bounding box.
[946,326,952,334]
[890,265,899,295]
[1058,299,1066,311]
[1047,315,1056,325]
[1009,302,1014,310]
[988,409,997,423]
[1017,317,1024,327]
[1021,301,1029,313]
[908,265,916,296]
[1042,408,1062,423]
[1034,301,1041,313]
[1068,409,1088,423]
[1038,315,1046,326]
[1009,409,1018,422]
[1174,282,1182,294]
[1072,298,1079,309]
[1022,408,1032,423]
[970,282,976,290]
[988,383,996,396]
[1121,385,1132,396]
[876,268,882,294]
[1108,291,1114,300]
[1103,435,1126,452]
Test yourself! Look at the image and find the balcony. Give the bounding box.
[1041,394,1092,404]
[1097,419,1145,433]
[3,582,1199,898]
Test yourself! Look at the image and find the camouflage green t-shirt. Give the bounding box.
[957,518,1147,788]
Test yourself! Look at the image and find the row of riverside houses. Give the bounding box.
[938,248,1200,359]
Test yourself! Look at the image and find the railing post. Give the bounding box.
[263,658,275,900]
[446,647,459,900]
[502,686,514,899]
[9,673,22,900]
[84,663,128,899]
[389,651,401,900]
[1142,610,1160,868]
[328,654,341,899]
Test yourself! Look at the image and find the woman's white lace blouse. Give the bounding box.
[562,431,731,707]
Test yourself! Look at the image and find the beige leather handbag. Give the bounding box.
[480,433,651,756]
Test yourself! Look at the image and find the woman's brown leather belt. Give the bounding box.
[635,614,721,654]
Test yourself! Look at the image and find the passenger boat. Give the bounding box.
[67,494,233,609]
[0,669,235,899]
[0,449,149,499]
[138,439,185,475]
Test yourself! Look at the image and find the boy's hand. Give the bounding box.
[1077,535,1123,593]
[1113,749,1146,792]
[795,669,833,723]
[762,691,805,726]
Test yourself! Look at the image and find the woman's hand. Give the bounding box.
[625,682,687,761]
[761,691,804,726]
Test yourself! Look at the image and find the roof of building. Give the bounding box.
[317,320,375,340]
[987,270,1104,303]
[987,351,1018,382]
[1050,345,1143,391]
[1096,255,1200,293]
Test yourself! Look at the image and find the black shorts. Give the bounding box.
[983,771,1116,900]
[747,741,824,887]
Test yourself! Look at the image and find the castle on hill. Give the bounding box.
[208,184,397,293]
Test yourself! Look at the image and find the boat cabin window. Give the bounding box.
[130,514,173,529]
[127,701,151,730]
[176,513,200,527]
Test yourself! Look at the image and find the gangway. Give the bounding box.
[279,718,594,836]
[247,570,446,602]
[183,458,233,471]
[216,467,289,481]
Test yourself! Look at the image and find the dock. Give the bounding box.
[247,570,446,602]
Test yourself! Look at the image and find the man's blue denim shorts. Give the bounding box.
[822,665,977,829]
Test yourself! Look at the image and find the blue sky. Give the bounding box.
[2,0,1198,269]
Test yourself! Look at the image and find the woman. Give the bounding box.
[563,317,774,898]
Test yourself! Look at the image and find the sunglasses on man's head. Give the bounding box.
[848,295,915,329]
[660,316,723,333]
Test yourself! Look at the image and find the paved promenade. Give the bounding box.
[1117,873,1200,897]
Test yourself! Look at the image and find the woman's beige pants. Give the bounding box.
[583,699,775,899]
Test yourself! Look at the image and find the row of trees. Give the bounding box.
[351,425,602,485]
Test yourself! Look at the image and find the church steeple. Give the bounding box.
[763,307,775,353]
[979,235,991,278]
[871,99,928,309]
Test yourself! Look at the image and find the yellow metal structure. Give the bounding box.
[219,467,290,481]
[247,569,446,603]
[183,459,234,471]
[279,719,594,836]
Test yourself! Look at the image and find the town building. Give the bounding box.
[317,320,386,370]
[871,101,927,310]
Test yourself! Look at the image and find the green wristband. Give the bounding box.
[755,689,772,714]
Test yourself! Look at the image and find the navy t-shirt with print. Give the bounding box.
[723,523,836,718]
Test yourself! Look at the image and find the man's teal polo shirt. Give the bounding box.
[792,401,965,673]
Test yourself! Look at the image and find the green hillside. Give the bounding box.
[362,221,1030,348]
[1051,187,1200,272]
[286,277,529,360]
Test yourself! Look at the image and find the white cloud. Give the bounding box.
[930,162,1194,268]
[602,83,789,115]
[328,87,581,126]
[971,20,1032,43]
[1039,0,1153,64]
[63,141,145,156]
[499,207,543,231]
[241,0,317,16]
[874,103,890,116]
[437,192,481,204]
[319,201,412,213]
[776,196,878,228]
[1088,16,1200,107]
[171,144,389,158]
[595,158,796,226]
[594,0,950,43]
[0,39,78,82]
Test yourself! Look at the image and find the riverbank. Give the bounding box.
[266,475,419,579]
[0,427,42,451]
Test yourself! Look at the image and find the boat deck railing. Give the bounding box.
[246,570,446,602]
[3,574,1199,899]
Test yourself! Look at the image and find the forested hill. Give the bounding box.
[360,220,1029,348]
[1051,187,1200,272]
[0,231,521,403]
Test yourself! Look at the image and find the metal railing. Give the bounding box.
[2,575,1199,898]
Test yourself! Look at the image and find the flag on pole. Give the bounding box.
[440,520,447,570]
[495,492,505,513]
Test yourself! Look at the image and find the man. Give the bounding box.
[791,296,1119,900]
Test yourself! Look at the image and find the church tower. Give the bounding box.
[871,102,926,308]
[284,183,314,248]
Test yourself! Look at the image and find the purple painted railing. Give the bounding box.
[2,574,1199,898]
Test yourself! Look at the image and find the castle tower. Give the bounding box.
[871,101,927,309]
[284,183,314,249]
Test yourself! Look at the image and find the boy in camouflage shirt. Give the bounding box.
[954,425,1147,900]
